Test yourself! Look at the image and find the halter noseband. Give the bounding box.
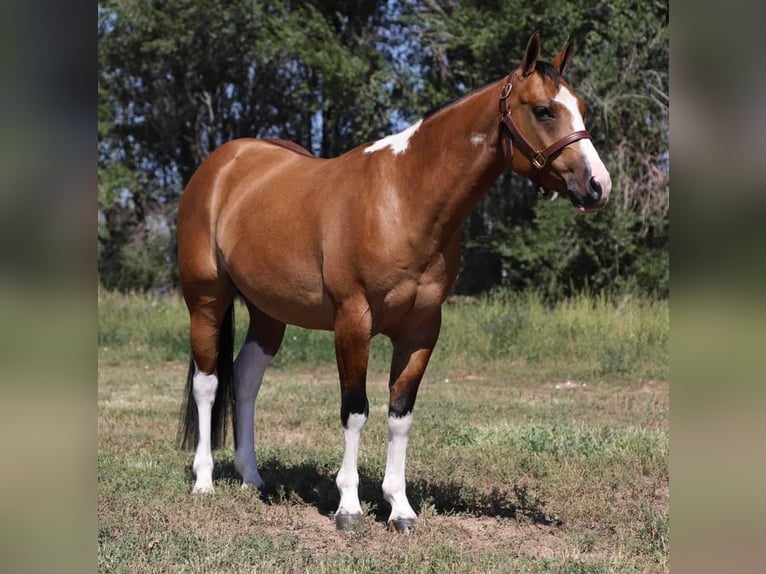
[499,72,591,172]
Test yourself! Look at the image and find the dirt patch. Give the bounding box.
[255,504,569,560]
[425,514,566,559]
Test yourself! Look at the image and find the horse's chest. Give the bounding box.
[373,256,455,331]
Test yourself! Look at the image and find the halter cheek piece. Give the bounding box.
[498,73,591,175]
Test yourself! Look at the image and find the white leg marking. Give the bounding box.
[554,86,612,193]
[192,366,217,493]
[382,413,417,523]
[364,120,423,155]
[233,340,272,490]
[335,413,367,517]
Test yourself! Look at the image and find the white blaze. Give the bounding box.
[364,120,423,155]
[553,86,611,190]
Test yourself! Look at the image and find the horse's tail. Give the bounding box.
[178,303,236,451]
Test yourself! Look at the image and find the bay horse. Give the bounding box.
[176,32,611,533]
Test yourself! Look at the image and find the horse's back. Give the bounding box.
[178,137,325,240]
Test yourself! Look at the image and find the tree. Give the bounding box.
[98,0,397,290]
[398,0,669,297]
[98,0,668,298]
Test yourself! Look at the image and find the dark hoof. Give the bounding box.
[388,517,416,534]
[241,482,268,501]
[335,512,364,531]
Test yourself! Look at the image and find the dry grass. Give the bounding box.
[99,360,667,573]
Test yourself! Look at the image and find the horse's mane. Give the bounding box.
[423,61,562,121]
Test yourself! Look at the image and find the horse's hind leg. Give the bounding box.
[185,283,236,494]
[233,303,285,491]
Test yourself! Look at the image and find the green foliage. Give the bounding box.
[403,0,669,298]
[98,288,668,383]
[98,289,190,363]
[489,193,669,299]
[98,0,668,298]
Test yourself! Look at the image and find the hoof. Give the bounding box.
[192,484,214,494]
[388,517,416,534]
[240,482,268,500]
[335,512,364,531]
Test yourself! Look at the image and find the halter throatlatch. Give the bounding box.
[499,73,591,172]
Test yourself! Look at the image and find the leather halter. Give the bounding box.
[499,72,591,171]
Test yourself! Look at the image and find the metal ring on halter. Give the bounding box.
[531,152,547,170]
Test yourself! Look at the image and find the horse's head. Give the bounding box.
[500,32,611,214]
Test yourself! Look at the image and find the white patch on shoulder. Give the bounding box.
[470,132,486,146]
[364,120,423,155]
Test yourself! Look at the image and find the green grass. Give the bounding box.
[98,289,668,382]
[98,289,668,573]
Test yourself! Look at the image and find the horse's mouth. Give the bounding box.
[538,187,603,214]
[566,189,603,214]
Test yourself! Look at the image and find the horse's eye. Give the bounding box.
[533,106,553,120]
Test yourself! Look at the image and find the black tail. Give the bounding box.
[177,303,236,451]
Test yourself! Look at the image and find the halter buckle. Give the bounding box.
[532,152,547,170]
[499,83,512,100]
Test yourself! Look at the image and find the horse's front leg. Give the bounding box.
[332,301,372,530]
[383,309,441,533]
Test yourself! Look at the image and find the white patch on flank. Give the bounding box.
[553,86,611,190]
[364,120,423,155]
[191,366,218,493]
[335,413,368,517]
[382,413,417,523]
[470,132,487,147]
[233,341,272,490]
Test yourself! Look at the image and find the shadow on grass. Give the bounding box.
[188,458,561,527]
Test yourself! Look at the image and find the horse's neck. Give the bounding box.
[397,80,507,243]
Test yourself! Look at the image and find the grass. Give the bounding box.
[98,289,668,382]
[98,289,668,573]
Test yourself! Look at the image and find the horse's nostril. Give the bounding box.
[588,176,602,201]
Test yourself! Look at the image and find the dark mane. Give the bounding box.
[423,61,561,121]
[534,60,562,87]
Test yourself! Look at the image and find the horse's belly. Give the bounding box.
[236,280,334,330]
[224,251,334,330]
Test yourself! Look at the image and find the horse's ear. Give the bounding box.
[521,31,541,77]
[552,37,574,76]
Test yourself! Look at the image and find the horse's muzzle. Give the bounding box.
[587,176,602,202]
[567,177,609,213]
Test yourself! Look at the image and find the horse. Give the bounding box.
[176,32,611,533]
